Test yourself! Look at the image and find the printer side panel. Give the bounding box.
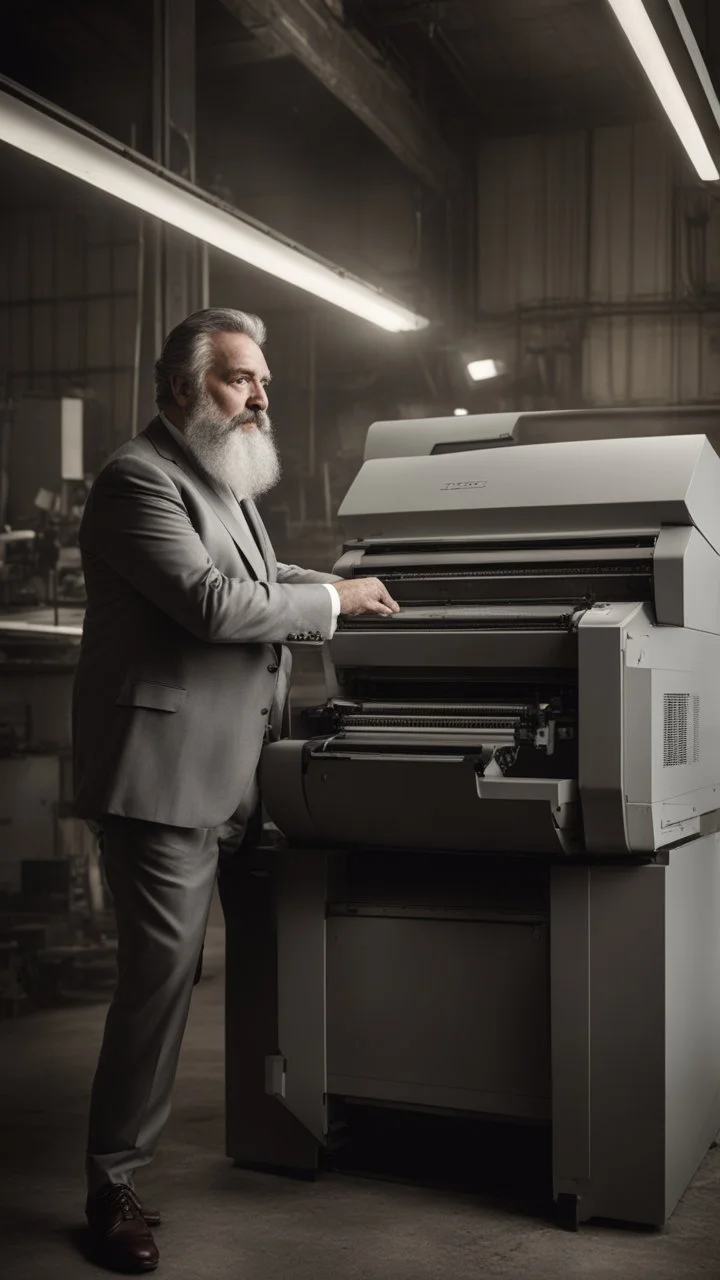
[581,601,720,856]
[578,605,641,855]
[624,625,720,852]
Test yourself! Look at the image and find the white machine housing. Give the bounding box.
[265,429,720,860]
[245,411,720,1230]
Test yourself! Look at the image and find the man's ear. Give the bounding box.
[171,375,193,408]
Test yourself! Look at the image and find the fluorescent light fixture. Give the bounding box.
[453,407,469,416]
[467,359,503,382]
[605,0,719,182]
[667,0,720,131]
[0,87,429,332]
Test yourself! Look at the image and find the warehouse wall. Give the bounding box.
[476,121,720,406]
[0,204,142,472]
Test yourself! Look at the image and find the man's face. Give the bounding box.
[175,330,280,501]
[202,331,271,428]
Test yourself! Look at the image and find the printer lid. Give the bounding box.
[338,433,720,555]
[364,406,720,460]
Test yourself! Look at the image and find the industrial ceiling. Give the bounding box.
[2,0,695,190]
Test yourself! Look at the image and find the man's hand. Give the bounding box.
[334,577,400,617]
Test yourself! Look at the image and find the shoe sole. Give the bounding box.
[95,1253,158,1275]
[90,1241,159,1274]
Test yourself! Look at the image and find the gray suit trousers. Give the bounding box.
[86,817,221,1192]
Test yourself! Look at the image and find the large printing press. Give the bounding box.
[225,407,720,1230]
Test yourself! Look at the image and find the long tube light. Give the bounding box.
[605,0,719,181]
[667,0,720,131]
[0,86,428,332]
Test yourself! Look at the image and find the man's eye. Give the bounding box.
[233,376,249,385]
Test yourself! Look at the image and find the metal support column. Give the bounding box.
[152,0,207,341]
[223,843,327,1173]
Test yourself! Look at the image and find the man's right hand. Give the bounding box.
[334,577,400,617]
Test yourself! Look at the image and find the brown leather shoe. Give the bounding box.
[86,1184,159,1272]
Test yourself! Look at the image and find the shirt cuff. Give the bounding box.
[322,582,341,637]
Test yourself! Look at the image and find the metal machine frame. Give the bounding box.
[225,411,720,1228]
[225,839,720,1228]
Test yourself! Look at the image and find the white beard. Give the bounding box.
[182,395,281,501]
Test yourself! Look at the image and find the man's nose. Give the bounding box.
[248,380,269,411]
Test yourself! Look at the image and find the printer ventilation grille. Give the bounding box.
[663,694,700,768]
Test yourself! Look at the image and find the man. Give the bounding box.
[73,307,398,1273]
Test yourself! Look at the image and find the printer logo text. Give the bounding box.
[441,480,487,490]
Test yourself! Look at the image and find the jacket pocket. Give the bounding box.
[115,680,186,712]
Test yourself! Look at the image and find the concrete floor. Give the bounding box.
[2,900,720,1279]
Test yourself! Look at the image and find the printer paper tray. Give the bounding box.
[329,627,577,670]
[261,740,580,856]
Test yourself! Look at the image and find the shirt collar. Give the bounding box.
[159,410,193,459]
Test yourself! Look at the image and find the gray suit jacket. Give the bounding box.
[72,417,337,827]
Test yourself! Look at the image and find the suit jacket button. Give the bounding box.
[267,664,279,673]
[260,707,269,715]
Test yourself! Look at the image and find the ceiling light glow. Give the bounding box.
[0,88,429,332]
[606,0,719,182]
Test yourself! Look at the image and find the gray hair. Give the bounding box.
[154,307,267,408]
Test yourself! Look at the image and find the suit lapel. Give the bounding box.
[144,418,267,580]
[242,500,276,583]
[244,502,282,669]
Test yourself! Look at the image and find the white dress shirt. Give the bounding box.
[158,411,340,634]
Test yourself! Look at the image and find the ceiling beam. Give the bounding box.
[218,0,454,190]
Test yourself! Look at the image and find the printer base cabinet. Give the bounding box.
[225,837,720,1227]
